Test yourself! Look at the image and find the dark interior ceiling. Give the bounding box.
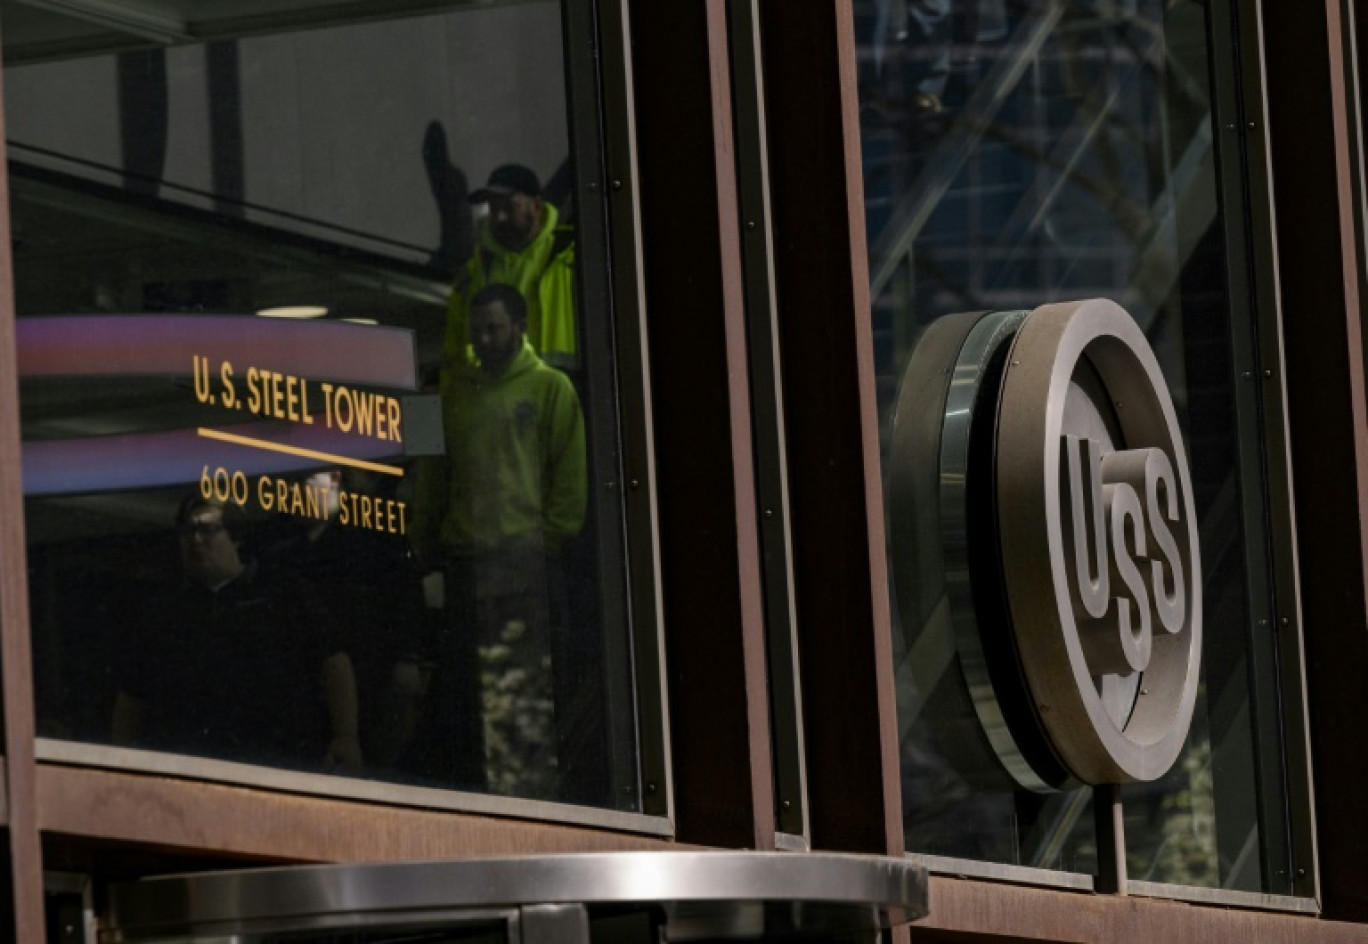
[0,0,540,63]
[1,0,464,363]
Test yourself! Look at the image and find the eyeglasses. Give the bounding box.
[177,521,226,539]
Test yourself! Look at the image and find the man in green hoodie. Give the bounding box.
[413,282,587,799]
[445,163,577,374]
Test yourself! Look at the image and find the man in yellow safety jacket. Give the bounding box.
[445,163,577,374]
[412,281,586,800]
[417,283,587,560]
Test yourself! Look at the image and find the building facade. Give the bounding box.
[0,0,1366,941]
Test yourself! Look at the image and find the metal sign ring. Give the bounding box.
[995,298,1202,784]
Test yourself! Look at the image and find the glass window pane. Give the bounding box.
[857,0,1292,890]
[9,0,639,813]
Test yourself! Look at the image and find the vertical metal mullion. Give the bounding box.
[726,0,808,845]
[1341,0,1368,411]
[562,0,659,816]
[0,38,46,942]
[1204,0,1292,895]
[1241,0,1322,902]
[628,0,774,848]
[756,0,906,859]
[702,0,778,851]
[1093,784,1128,895]
[596,0,673,822]
[1261,0,1368,915]
[1278,0,1368,902]
[1207,0,1318,899]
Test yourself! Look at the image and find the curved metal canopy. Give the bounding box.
[106,851,929,942]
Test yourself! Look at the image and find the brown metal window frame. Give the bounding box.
[1264,0,1368,925]
[9,0,673,843]
[0,62,41,936]
[0,0,1363,940]
[624,0,905,858]
[0,0,682,926]
[752,0,1356,931]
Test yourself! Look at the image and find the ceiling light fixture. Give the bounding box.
[256,306,329,320]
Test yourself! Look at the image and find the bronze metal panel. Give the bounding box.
[703,0,778,851]
[626,0,774,849]
[1262,0,1368,919]
[726,0,809,842]
[36,765,682,864]
[758,0,903,857]
[0,59,45,942]
[911,876,1364,944]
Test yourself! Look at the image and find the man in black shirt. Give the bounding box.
[112,497,361,771]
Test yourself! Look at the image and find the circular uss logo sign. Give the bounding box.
[996,298,1201,784]
[888,298,1201,789]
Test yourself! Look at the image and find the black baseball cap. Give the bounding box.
[469,164,541,202]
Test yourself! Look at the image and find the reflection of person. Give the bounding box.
[897,0,952,102]
[422,121,473,277]
[864,0,952,141]
[256,469,428,771]
[413,282,587,798]
[111,497,362,772]
[444,164,577,374]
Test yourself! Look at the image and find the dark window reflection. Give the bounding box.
[111,495,364,771]
[12,1,636,812]
[859,0,1286,890]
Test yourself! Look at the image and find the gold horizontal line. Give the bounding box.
[197,427,404,476]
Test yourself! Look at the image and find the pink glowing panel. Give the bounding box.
[19,314,422,496]
[17,314,418,389]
